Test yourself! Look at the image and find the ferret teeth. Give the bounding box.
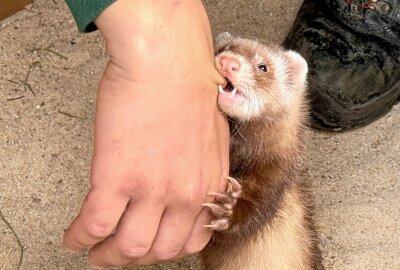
[218,85,224,93]
[231,88,237,96]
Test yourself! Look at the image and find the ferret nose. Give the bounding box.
[219,56,241,74]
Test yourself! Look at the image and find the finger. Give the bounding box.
[63,188,129,251]
[179,207,213,257]
[88,198,164,267]
[177,174,230,258]
[130,203,202,265]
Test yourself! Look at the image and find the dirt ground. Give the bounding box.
[0,0,399,269]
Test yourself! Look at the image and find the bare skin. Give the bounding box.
[62,0,229,267]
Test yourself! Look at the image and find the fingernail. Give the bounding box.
[88,250,104,269]
[89,259,103,269]
[90,265,104,270]
[62,242,79,254]
[64,247,79,254]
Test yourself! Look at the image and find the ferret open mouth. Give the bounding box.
[218,79,246,107]
[218,80,242,96]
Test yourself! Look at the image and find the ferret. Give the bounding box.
[200,33,323,270]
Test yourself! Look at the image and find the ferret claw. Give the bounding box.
[202,203,233,217]
[204,176,242,231]
[207,192,231,204]
[203,218,229,231]
[207,192,229,199]
[224,176,242,198]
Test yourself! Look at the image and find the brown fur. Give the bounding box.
[201,34,323,270]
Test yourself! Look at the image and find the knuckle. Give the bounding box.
[190,188,206,203]
[118,242,151,259]
[153,247,181,261]
[85,221,113,239]
[119,177,144,197]
[182,189,206,212]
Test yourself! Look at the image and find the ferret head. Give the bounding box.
[215,32,308,122]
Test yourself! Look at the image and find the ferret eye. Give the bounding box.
[258,63,268,72]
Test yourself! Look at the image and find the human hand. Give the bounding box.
[63,0,229,267]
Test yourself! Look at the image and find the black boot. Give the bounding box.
[284,0,400,130]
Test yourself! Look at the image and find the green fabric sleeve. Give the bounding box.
[65,0,116,32]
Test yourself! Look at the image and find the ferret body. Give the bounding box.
[200,33,323,270]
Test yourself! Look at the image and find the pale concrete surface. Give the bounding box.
[0,0,399,269]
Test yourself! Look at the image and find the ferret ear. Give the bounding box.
[284,51,308,90]
[215,32,233,51]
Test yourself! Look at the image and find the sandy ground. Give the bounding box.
[0,0,399,269]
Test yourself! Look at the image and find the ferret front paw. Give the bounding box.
[203,176,242,231]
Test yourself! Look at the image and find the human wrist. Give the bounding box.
[94,0,211,48]
[95,0,225,86]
